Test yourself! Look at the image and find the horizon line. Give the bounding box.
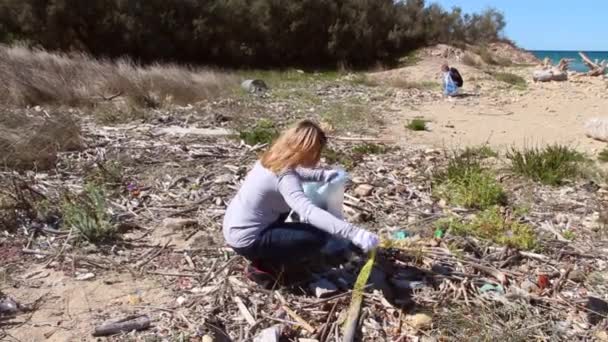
[526,49,608,52]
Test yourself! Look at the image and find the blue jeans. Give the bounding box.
[233,214,330,268]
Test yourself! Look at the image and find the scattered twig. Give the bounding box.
[233,296,256,327]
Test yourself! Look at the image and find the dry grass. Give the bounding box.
[0,109,82,170]
[0,44,238,109]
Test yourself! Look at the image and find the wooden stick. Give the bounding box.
[272,292,315,333]
[233,296,256,326]
[579,52,600,69]
[92,315,151,337]
[281,304,316,334]
[552,265,573,296]
[320,301,339,342]
[146,271,199,277]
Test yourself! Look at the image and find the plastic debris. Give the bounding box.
[587,297,608,325]
[309,278,339,298]
[0,297,19,316]
[434,228,445,239]
[392,231,410,240]
[253,325,282,342]
[479,284,505,295]
[537,274,550,290]
[75,272,96,281]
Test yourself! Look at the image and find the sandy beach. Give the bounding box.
[369,49,608,154]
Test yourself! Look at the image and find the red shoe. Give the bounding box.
[245,264,277,289]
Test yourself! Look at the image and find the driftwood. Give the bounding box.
[534,58,570,82]
[92,315,151,337]
[579,52,607,76]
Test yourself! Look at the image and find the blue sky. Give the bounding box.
[432,0,606,51]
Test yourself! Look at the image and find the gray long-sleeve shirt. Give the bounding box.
[223,161,359,248]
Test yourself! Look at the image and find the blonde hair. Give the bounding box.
[261,120,327,173]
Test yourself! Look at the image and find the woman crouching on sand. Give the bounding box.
[223,120,379,288]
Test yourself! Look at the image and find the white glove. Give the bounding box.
[324,169,347,183]
[351,229,380,252]
[324,169,340,183]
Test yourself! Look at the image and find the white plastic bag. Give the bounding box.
[301,169,351,255]
[302,169,348,219]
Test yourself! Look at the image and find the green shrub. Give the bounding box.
[494,72,526,88]
[445,206,537,250]
[507,145,587,185]
[62,184,115,243]
[436,172,506,210]
[598,147,608,163]
[434,153,506,209]
[239,119,279,146]
[0,2,507,69]
[406,118,428,131]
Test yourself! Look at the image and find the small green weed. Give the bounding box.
[447,206,537,250]
[460,145,498,159]
[494,72,526,88]
[598,147,608,162]
[238,119,279,146]
[563,230,576,241]
[352,143,390,155]
[406,118,428,131]
[85,160,124,187]
[62,184,116,243]
[507,145,587,185]
[323,148,358,170]
[238,69,342,88]
[434,153,506,209]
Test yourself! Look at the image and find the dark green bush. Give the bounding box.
[239,119,279,146]
[0,1,507,68]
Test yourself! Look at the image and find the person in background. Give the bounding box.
[223,120,379,288]
[441,63,463,97]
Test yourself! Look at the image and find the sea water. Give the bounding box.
[531,50,608,73]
